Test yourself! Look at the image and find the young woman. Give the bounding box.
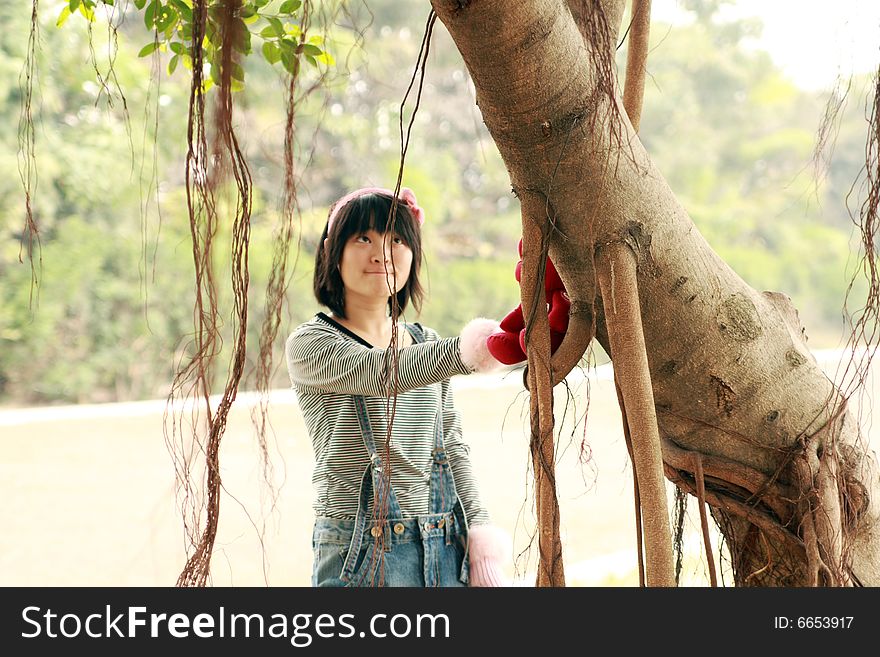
[286,186,507,587]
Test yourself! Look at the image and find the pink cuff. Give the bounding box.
[460,318,505,373]
[467,524,510,587]
[469,557,507,587]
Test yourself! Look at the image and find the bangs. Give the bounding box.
[340,193,420,245]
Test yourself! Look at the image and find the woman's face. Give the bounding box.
[337,229,413,305]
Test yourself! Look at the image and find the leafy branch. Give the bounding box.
[56,0,334,91]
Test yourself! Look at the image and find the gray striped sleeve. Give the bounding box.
[286,322,471,396]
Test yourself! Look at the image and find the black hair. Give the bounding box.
[313,192,424,319]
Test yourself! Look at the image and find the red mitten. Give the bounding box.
[514,249,564,291]
[547,288,570,334]
[517,324,565,356]
[486,304,528,364]
[486,328,526,365]
[486,239,570,365]
[499,304,525,333]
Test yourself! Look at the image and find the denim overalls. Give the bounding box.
[311,323,470,587]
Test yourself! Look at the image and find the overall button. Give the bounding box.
[393,523,405,535]
[437,518,445,529]
[370,526,382,538]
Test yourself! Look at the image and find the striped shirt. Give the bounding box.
[285,313,490,526]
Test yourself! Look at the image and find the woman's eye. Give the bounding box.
[392,236,405,245]
[355,234,370,243]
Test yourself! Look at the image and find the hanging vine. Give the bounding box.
[25,0,337,586]
[19,1,42,306]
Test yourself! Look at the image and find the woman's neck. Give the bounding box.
[332,302,395,346]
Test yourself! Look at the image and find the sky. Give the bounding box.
[653,0,880,90]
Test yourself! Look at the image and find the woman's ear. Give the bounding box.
[323,237,329,252]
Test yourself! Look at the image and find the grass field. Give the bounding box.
[2,352,877,587]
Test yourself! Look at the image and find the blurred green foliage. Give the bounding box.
[0,0,872,404]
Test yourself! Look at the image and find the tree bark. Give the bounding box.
[520,193,566,586]
[431,0,880,586]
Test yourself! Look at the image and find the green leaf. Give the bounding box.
[137,41,160,57]
[305,54,317,68]
[210,61,221,86]
[155,5,178,32]
[56,6,72,27]
[231,62,245,82]
[134,0,147,9]
[308,34,324,46]
[169,0,192,22]
[316,51,335,66]
[203,42,217,66]
[261,41,281,65]
[68,0,81,11]
[240,4,256,19]
[301,44,322,57]
[280,0,302,14]
[205,20,218,45]
[78,3,96,21]
[286,23,301,38]
[144,0,158,29]
[267,16,284,37]
[280,49,298,75]
[168,54,179,75]
[259,26,277,38]
[169,41,186,55]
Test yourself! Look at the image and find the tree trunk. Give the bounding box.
[431,0,880,586]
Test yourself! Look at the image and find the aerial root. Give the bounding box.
[661,437,794,524]
[549,307,595,385]
[794,447,851,586]
[664,463,806,557]
[599,240,675,586]
[663,435,859,586]
[520,193,565,587]
[615,378,646,586]
[691,453,718,586]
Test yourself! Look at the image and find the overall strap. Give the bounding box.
[410,324,461,520]
[405,322,426,344]
[340,394,404,582]
[404,323,443,453]
[407,322,469,585]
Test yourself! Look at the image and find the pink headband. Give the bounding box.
[326,186,425,231]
